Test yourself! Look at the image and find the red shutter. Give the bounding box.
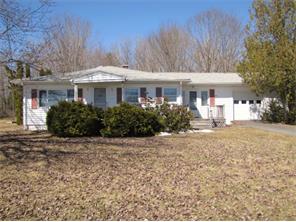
[116,88,122,104]
[78,88,83,102]
[156,87,162,97]
[140,87,146,97]
[31,89,37,109]
[209,89,215,107]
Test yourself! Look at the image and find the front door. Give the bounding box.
[189,91,199,117]
[94,88,106,109]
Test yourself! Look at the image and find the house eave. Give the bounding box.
[188,82,244,86]
[22,80,71,85]
[72,79,125,84]
[125,79,191,83]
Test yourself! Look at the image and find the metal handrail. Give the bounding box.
[208,105,225,119]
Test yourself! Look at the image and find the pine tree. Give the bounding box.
[15,61,23,125]
[25,63,31,78]
[39,68,52,76]
[238,0,296,123]
[4,62,24,125]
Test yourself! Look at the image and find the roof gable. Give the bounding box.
[72,71,125,83]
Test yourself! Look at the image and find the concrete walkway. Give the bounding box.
[235,121,296,136]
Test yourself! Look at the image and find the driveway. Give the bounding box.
[235,121,296,136]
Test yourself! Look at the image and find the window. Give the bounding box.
[201,91,208,106]
[164,88,177,102]
[242,100,247,104]
[249,100,254,104]
[67,89,74,101]
[48,90,67,106]
[256,100,261,104]
[39,90,47,107]
[125,88,138,103]
[234,100,239,104]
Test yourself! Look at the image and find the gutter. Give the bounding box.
[125,79,191,83]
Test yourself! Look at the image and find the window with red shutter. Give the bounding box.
[31,89,38,109]
[209,89,215,107]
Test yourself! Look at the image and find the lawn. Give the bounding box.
[0,119,296,220]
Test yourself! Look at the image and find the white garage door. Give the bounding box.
[234,99,262,120]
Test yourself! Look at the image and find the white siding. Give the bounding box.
[232,87,270,121]
[24,81,273,130]
[23,84,72,130]
[184,86,234,124]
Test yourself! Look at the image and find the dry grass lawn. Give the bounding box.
[0,118,296,220]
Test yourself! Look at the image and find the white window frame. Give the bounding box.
[67,89,74,102]
[39,90,47,107]
[163,87,177,103]
[124,88,139,104]
[37,89,74,107]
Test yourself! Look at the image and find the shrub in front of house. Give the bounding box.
[100,102,163,137]
[46,101,104,137]
[261,99,296,124]
[149,102,193,132]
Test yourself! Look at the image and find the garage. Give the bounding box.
[233,91,262,120]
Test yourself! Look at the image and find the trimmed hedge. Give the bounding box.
[46,101,104,137]
[101,102,163,137]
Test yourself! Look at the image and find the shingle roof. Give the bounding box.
[25,66,244,85]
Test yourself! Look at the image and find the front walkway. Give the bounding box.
[235,121,296,136]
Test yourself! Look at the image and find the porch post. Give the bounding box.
[74,84,78,101]
[179,81,183,105]
[121,82,125,102]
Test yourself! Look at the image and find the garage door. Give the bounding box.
[234,99,262,120]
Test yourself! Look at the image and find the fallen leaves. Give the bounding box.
[0,122,296,220]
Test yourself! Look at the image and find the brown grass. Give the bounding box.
[0,118,296,220]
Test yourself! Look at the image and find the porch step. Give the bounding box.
[190,119,212,129]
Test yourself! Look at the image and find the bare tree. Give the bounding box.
[84,43,107,68]
[0,0,51,116]
[119,39,134,67]
[0,0,51,64]
[40,15,92,73]
[135,24,191,72]
[134,38,156,71]
[187,9,243,72]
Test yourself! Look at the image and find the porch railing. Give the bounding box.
[138,97,164,108]
[208,105,225,119]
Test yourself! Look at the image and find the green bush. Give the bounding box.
[150,102,193,132]
[101,102,163,137]
[46,101,104,137]
[287,109,296,124]
[261,99,296,124]
[261,100,284,123]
